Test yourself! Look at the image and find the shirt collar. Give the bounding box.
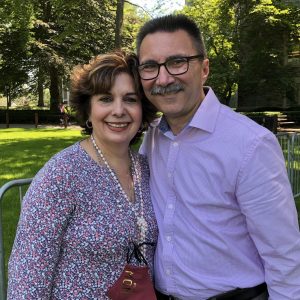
[155,87,221,134]
[189,87,220,133]
[157,115,170,133]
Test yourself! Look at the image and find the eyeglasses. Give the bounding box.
[138,54,204,80]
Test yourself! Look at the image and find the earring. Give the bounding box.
[86,120,93,129]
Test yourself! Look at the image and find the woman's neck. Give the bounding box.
[89,134,135,202]
[90,135,131,174]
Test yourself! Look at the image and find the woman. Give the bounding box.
[8,51,158,299]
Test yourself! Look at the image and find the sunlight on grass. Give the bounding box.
[0,127,83,285]
[0,128,83,181]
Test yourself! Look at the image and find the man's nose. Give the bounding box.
[155,65,176,86]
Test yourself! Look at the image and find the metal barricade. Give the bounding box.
[0,178,32,300]
[276,132,300,198]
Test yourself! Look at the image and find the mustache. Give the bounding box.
[150,83,184,96]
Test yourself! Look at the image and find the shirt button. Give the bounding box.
[168,204,173,209]
[166,269,171,275]
[173,142,178,147]
[166,236,172,242]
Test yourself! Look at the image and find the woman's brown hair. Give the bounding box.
[70,50,157,144]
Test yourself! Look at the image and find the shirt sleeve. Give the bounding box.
[236,132,300,300]
[7,159,75,299]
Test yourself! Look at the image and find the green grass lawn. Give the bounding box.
[0,127,83,284]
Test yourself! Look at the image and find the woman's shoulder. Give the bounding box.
[51,141,87,163]
[132,151,150,176]
[35,142,86,179]
[132,150,147,164]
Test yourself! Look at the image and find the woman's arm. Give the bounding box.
[7,158,75,299]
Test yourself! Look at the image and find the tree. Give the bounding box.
[0,0,117,109]
[0,0,32,102]
[183,0,239,105]
[182,0,299,108]
[28,0,116,110]
[122,1,150,52]
[236,0,300,109]
[115,0,125,48]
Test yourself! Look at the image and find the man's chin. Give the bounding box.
[158,94,179,102]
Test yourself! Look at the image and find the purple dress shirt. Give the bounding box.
[140,87,300,300]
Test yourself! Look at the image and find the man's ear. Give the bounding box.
[201,59,209,84]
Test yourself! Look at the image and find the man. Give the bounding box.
[137,14,300,300]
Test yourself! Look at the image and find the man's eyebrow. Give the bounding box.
[139,59,158,65]
[140,55,186,65]
[167,55,187,60]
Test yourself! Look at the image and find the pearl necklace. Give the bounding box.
[90,134,148,254]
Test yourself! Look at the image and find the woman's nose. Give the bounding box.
[112,100,125,116]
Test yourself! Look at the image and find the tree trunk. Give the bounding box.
[37,66,45,107]
[49,65,60,111]
[224,84,232,106]
[115,0,125,48]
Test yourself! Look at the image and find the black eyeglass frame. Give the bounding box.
[138,54,204,80]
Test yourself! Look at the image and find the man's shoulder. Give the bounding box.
[219,105,271,138]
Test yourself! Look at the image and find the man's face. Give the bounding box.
[139,29,209,133]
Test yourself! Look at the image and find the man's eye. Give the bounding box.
[168,58,186,68]
[141,64,157,72]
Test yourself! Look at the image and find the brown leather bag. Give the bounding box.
[107,264,156,300]
[107,242,156,300]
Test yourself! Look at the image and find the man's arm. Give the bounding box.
[236,132,300,299]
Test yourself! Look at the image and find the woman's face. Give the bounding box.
[89,72,142,148]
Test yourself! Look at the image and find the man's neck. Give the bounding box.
[167,100,204,135]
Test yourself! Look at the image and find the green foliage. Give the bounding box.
[1,0,298,110]
[0,0,117,108]
[182,0,239,105]
[0,0,33,96]
[237,0,299,108]
[52,0,116,63]
[122,2,150,52]
[182,0,299,108]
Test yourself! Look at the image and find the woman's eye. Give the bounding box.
[99,96,112,103]
[124,97,138,103]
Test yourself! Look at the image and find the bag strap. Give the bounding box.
[127,241,155,265]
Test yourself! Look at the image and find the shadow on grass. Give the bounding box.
[1,133,83,287]
[0,136,83,181]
